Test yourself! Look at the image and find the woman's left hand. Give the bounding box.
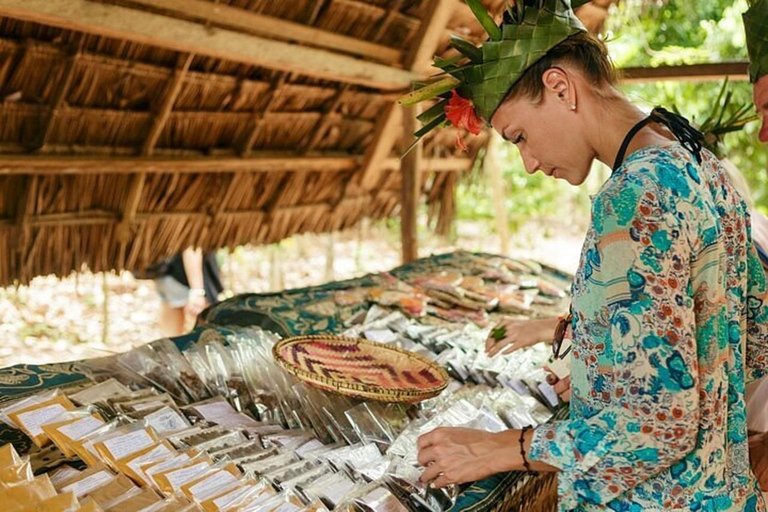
[417,428,511,488]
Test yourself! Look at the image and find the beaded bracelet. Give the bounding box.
[519,425,532,471]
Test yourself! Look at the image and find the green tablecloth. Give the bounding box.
[0,251,571,511]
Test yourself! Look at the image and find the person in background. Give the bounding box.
[151,248,224,337]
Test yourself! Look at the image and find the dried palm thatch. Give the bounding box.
[0,0,605,286]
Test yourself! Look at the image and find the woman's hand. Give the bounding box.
[184,294,208,318]
[485,318,558,356]
[545,370,571,403]
[417,428,514,488]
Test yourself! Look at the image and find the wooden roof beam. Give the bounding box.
[618,62,749,83]
[0,191,399,227]
[141,53,193,156]
[0,0,417,90]
[0,153,362,175]
[115,0,402,65]
[34,34,84,150]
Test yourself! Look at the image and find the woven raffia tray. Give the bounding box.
[273,335,449,403]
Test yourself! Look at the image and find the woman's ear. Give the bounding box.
[542,67,576,110]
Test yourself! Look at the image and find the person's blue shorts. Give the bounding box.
[154,275,189,308]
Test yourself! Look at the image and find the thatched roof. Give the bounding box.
[0,0,612,286]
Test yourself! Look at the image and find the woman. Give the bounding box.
[402,0,768,509]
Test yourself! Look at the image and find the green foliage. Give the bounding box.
[454,0,767,230]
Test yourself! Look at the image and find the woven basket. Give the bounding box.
[272,335,449,403]
[491,473,557,512]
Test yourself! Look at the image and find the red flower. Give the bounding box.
[444,90,483,151]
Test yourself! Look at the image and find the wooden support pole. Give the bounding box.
[485,135,509,255]
[400,111,421,263]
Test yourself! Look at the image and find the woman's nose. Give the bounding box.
[520,148,541,174]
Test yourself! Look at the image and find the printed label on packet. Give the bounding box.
[58,416,104,441]
[188,470,239,501]
[126,443,174,483]
[102,429,154,460]
[16,404,67,437]
[61,470,114,498]
[165,461,210,491]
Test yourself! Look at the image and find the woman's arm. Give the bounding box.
[416,428,557,489]
[527,176,700,509]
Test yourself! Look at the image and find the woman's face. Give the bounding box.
[490,74,594,186]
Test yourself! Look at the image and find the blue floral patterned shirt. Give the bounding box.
[529,144,768,511]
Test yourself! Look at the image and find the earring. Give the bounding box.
[569,104,577,111]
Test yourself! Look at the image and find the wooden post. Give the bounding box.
[101,272,109,344]
[400,110,421,263]
[325,232,335,281]
[486,134,509,255]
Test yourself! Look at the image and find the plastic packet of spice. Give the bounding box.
[56,467,117,500]
[92,422,161,469]
[7,393,77,448]
[227,334,281,422]
[262,459,318,490]
[0,474,58,511]
[152,338,212,403]
[209,441,266,463]
[116,440,177,485]
[229,446,280,468]
[42,407,106,457]
[103,486,162,512]
[199,482,267,512]
[139,450,199,491]
[310,474,366,511]
[150,452,214,496]
[0,389,61,428]
[0,445,33,488]
[239,452,299,480]
[84,472,138,507]
[179,462,242,503]
[171,425,244,453]
[68,379,132,407]
[117,346,190,404]
[133,495,198,512]
[139,405,191,436]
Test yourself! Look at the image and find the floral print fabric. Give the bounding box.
[529,144,768,511]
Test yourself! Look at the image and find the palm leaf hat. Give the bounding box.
[399,0,591,152]
[744,0,768,83]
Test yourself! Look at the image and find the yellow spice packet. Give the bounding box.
[20,491,78,512]
[152,455,213,496]
[116,440,177,486]
[93,426,160,469]
[180,462,242,503]
[42,412,105,458]
[0,474,57,512]
[7,395,76,448]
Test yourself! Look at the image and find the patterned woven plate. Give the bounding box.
[272,335,449,403]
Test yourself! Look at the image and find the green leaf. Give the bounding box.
[466,0,502,41]
[450,35,483,64]
[415,112,447,138]
[398,77,460,107]
[417,100,448,125]
[433,55,464,72]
